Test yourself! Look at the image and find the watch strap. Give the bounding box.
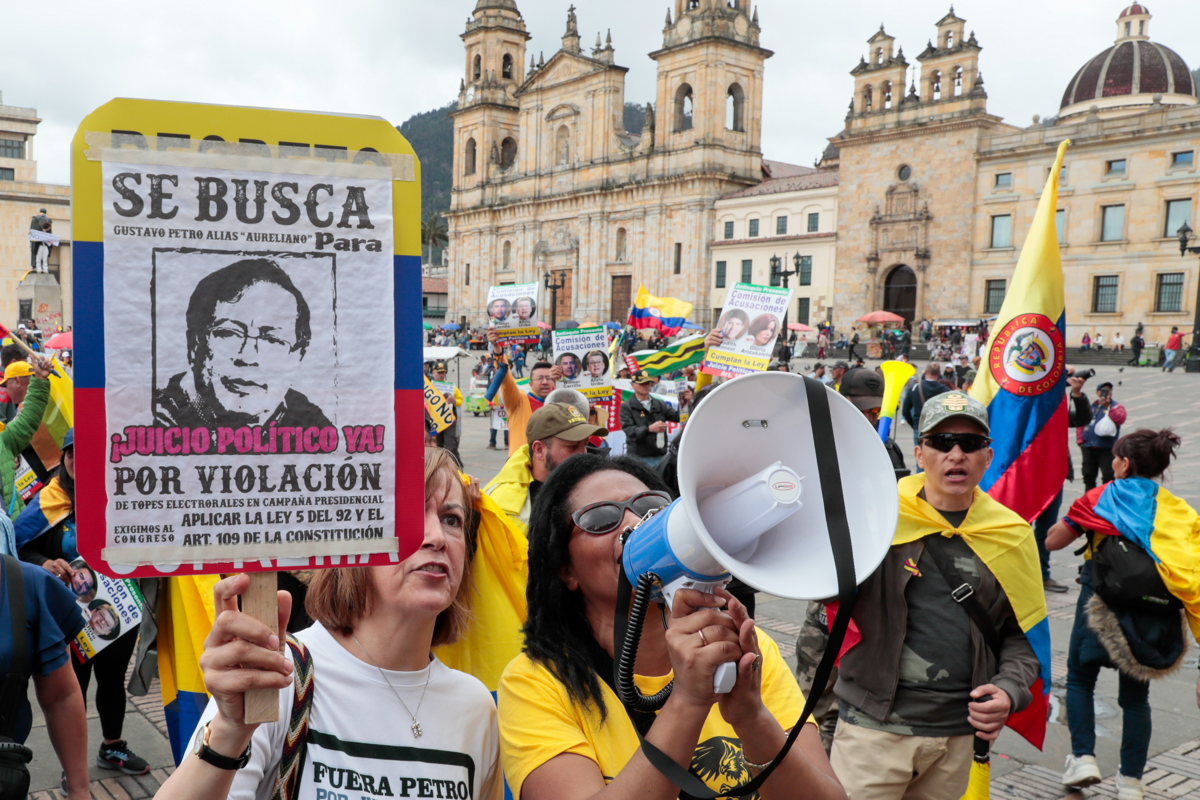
[196,722,252,770]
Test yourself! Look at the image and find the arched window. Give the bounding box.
[502,54,514,80]
[502,241,511,269]
[953,67,963,97]
[615,227,627,261]
[931,70,942,101]
[883,81,893,110]
[555,125,570,165]
[674,84,694,132]
[945,30,954,48]
[875,47,883,65]
[725,83,745,132]
[863,85,873,111]
[500,137,517,169]
[883,265,917,321]
[473,54,481,81]
[464,138,477,175]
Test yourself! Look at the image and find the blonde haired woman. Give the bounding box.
[155,449,502,800]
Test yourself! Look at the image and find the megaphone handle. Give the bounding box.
[661,576,737,694]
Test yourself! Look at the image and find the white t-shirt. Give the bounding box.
[190,623,503,800]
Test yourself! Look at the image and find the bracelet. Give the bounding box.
[742,754,772,772]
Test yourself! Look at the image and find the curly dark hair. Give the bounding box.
[523,453,668,721]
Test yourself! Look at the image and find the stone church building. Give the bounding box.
[445,0,773,328]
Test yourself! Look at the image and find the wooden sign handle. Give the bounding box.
[241,572,281,724]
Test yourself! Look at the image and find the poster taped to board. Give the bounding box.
[486,282,541,345]
[553,326,613,400]
[67,556,145,662]
[72,99,424,578]
[702,283,793,379]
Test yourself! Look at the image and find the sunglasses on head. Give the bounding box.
[571,491,672,535]
[921,432,992,453]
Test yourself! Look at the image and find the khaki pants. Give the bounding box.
[830,719,974,800]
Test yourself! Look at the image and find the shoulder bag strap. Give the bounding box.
[920,536,1002,660]
[271,634,315,800]
[0,555,29,739]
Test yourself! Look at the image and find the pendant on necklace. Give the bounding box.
[411,720,423,738]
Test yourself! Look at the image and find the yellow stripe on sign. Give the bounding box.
[424,376,456,433]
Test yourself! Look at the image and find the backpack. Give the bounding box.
[1091,534,1182,615]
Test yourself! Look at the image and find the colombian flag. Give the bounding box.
[29,355,74,471]
[627,284,693,337]
[158,575,220,764]
[627,333,706,377]
[1066,478,1200,641]
[12,477,72,549]
[969,141,1071,522]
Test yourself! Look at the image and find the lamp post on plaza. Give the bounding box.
[770,252,804,333]
[543,269,566,331]
[1177,222,1200,372]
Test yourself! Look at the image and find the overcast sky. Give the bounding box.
[5,0,1196,187]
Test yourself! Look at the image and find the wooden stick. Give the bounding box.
[241,572,281,724]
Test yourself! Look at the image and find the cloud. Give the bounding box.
[5,0,1195,186]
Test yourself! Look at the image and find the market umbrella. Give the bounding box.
[603,321,622,330]
[786,323,814,332]
[46,331,72,349]
[556,320,580,330]
[856,310,906,324]
[422,322,433,330]
[441,322,462,331]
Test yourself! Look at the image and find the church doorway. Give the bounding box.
[883,264,916,322]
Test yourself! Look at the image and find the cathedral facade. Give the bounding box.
[445,0,772,328]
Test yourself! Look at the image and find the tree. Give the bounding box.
[421,211,448,265]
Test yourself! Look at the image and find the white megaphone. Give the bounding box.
[619,371,898,695]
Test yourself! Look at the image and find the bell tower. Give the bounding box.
[450,0,529,204]
[650,0,772,182]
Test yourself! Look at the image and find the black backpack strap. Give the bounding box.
[0,555,29,739]
[617,376,859,798]
[921,536,1002,661]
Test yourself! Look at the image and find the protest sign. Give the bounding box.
[553,326,613,400]
[424,377,456,433]
[702,283,793,379]
[72,99,425,580]
[67,556,145,662]
[486,282,541,345]
[491,404,508,431]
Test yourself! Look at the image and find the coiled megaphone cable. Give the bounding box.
[613,573,674,712]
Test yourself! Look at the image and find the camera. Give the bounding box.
[1075,368,1096,380]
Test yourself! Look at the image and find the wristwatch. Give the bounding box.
[193,721,252,770]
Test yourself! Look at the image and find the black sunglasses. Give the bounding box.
[571,491,672,535]
[921,433,992,453]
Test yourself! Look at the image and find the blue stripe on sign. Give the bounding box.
[395,254,423,390]
[74,241,105,389]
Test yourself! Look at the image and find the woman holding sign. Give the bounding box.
[155,448,502,800]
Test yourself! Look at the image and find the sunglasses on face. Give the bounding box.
[921,433,992,453]
[570,491,672,535]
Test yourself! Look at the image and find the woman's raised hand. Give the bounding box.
[198,575,294,731]
[664,587,745,710]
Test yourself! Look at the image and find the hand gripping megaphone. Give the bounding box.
[616,371,898,702]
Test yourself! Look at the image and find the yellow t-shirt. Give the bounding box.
[498,631,808,800]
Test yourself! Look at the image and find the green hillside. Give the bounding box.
[398,101,456,218]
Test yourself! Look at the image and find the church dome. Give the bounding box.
[1058,5,1197,119]
[474,0,519,12]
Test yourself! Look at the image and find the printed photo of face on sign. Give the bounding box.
[150,249,338,430]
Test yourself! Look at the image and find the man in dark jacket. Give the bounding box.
[901,362,951,448]
[1079,381,1126,491]
[619,370,679,468]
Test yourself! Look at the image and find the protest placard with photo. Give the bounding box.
[487,282,541,345]
[702,283,794,379]
[67,556,145,662]
[553,326,613,400]
[73,100,424,579]
[491,403,508,431]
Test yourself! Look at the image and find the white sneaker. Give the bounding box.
[1061,754,1102,787]
[1116,774,1144,800]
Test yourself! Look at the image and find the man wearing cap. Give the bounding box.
[429,361,463,465]
[808,363,831,385]
[829,361,850,390]
[839,367,909,480]
[486,328,563,456]
[829,391,1042,800]
[2,357,53,518]
[620,370,680,469]
[484,403,607,533]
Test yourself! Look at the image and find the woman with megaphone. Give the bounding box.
[499,454,845,800]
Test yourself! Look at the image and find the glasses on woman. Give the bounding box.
[920,433,992,454]
[571,491,672,535]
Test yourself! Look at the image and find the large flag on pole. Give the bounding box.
[970,139,1071,523]
[626,334,706,377]
[627,284,693,337]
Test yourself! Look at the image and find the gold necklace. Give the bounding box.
[352,634,432,738]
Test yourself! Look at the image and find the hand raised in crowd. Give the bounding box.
[663,587,745,710]
[967,684,1012,741]
[1066,376,1086,397]
[713,588,767,730]
[486,329,501,351]
[548,365,564,382]
[704,329,724,351]
[198,575,293,734]
[41,558,75,584]
[31,356,53,379]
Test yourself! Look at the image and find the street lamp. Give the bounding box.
[543,269,566,330]
[770,252,805,332]
[1177,222,1200,372]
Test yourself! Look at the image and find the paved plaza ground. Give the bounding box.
[23,359,1200,798]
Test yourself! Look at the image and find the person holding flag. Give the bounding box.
[829,392,1049,800]
[1,356,52,519]
[485,329,563,456]
[626,284,693,338]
